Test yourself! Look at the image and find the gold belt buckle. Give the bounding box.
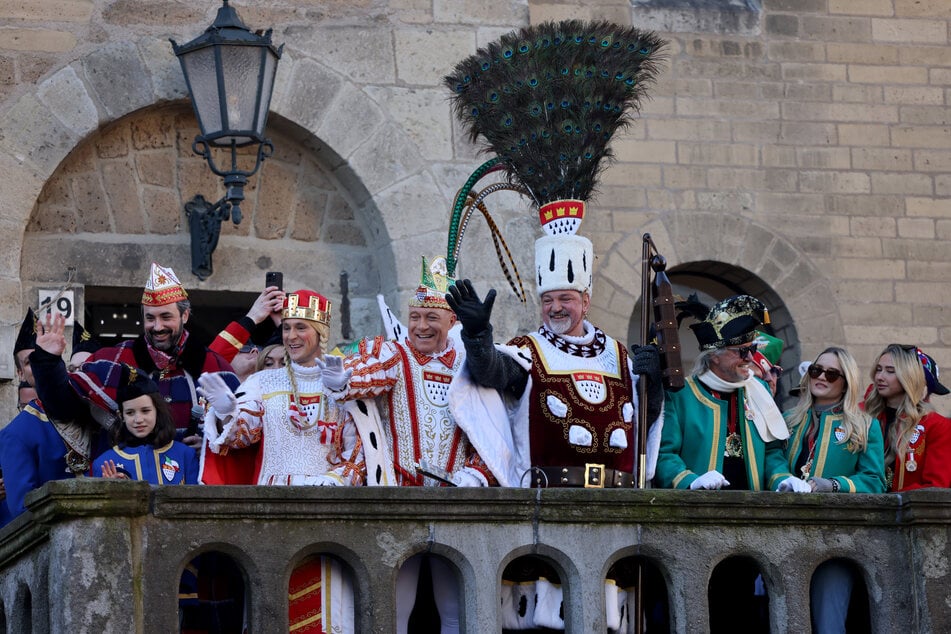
[584,463,606,488]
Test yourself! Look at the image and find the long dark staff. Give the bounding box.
[634,233,684,634]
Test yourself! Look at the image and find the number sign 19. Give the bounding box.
[37,290,75,327]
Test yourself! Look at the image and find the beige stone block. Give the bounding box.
[395,28,475,86]
[932,69,951,84]
[593,186,647,210]
[142,187,180,235]
[851,147,913,171]
[900,106,951,125]
[676,98,779,120]
[829,0,894,16]
[831,84,883,103]
[785,122,840,146]
[253,160,299,240]
[434,0,528,23]
[707,167,798,192]
[652,77,712,99]
[613,139,676,164]
[365,86,453,161]
[898,45,951,66]
[783,83,832,102]
[800,171,870,194]
[829,235,884,258]
[837,123,890,146]
[711,81,759,100]
[940,175,951,197]
[1,0,93,21]
[895,283,951,307]
[826,42,899,64]
[286,27,396,85]
[646,118,731,142]
[134,151,175,188]
[95,124,130,159]
[767,41,826,62]
[883,237,950,261]
[894,0,951,17]
[818,257,905,280]
[0,28,77,52]
[102,0,199,25]
[782,101,897,123]
[851,217,896,237]
[289,190,329,243]
[883,86,945,105]
[848,64,929,84]
[908,261,951,281]
[756,193,828,217]
[781,63,847,82]
[827,194,905,216]
[662,166,707,189]
[37,66,98,137]
[799,147,851,170]
[906,196,948,216]
[72,173,110,232]
[678,142,757,166]
[870,172,933,195]
[914,151,951,173]
[937,218,951,239]
[762,146,797,168]
[102,160,144,234]
[841,302,913,327]
[872,18,949,43]
[732,122,782,144]
[833,279,893,302]
[26,205,77,233]
[800,16,872,42]
[601,164,662,188]
[897,218,935,239]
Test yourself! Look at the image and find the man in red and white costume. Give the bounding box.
[324,256,493,634]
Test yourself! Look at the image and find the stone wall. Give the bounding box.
[1,0,950,414]
[1,480,949,632]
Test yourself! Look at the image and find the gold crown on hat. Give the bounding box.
[283,290,332,326]
[409,256,454,310]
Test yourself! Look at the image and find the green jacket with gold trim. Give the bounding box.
[768,408,886,493]
[655,376,787,490]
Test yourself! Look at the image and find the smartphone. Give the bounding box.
[265,271,283,290]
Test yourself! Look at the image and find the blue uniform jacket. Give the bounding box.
[93,441,199,485]
[0,401,74,524]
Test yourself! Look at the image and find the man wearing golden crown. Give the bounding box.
[323,255,494,634]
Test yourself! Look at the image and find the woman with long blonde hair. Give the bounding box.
[772,347,885,633]
[864,344,951,492]
[772,346,884,493]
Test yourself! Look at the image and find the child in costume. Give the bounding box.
[94,366,199,485]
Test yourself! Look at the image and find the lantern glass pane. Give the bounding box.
[255,49,279,137]
[180,47,222,136]
[219,44,261,145]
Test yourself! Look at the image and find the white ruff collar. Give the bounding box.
[698,370,789,442]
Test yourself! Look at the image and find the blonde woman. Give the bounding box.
[771,347,885,634]
[865,344,951,492]
[770,346,885,494]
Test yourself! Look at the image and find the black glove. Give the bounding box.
[446,279,497,336]
[631,344,664,422]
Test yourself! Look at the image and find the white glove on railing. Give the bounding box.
[777,476,812,493]
[689,470,730,490]
[316,355,352,393]
[450,468,486,488]
[312,474,343,486]
[197,372,236,418]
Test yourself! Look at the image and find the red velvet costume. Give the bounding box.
[882,410,951,492]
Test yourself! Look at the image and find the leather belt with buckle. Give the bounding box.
[534,464,635,488]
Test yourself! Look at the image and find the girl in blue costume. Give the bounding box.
[94,367,199,485]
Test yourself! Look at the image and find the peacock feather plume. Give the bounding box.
[444,20,666,207]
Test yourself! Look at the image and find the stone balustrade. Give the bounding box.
[1,480,948,633]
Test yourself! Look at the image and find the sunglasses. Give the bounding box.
[807,364,845,383]
[726,343,758,360]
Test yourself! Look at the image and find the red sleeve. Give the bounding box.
[904,413,951,490]
[209,319,253,363]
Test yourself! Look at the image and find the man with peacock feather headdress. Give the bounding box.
[442,21,667,494]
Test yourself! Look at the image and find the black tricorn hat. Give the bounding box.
[690,295,769,351]
[72,320,102,356]
[13,308,37,355]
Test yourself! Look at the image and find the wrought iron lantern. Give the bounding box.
[171,0,283,280]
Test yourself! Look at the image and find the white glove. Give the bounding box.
[316,355,352,392]
[777,476,811,493]
[450,468,486,488]
[197,372,236,418]
[689,470,730,490]
[312,474,342,486]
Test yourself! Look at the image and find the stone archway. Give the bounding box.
[592,212,843,363]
